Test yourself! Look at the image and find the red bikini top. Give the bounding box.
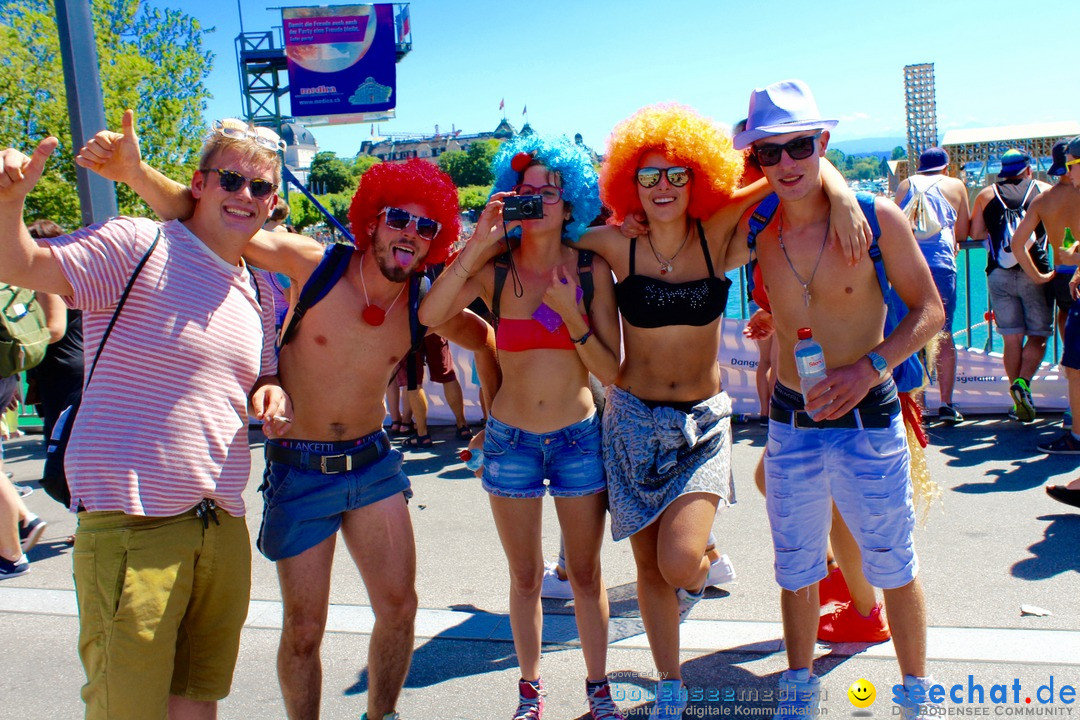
[495,315,588,352]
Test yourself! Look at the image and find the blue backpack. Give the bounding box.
[745,191,926,393]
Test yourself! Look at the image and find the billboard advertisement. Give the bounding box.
[282,4,396,124]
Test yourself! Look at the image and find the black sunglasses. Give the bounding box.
[752,133,821,167]
[382,206,441,239]
[636,166,691,188]
[200,168,277,198]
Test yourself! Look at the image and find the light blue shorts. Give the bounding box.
[482,414,606,499]
[764,412,918,592]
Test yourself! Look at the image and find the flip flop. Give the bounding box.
[402,433,433,449]
[390,421,415,437]
[456,425,473,441]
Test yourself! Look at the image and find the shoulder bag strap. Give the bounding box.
[84,229,162,389]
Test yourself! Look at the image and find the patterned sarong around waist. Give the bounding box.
[602,385,734,540]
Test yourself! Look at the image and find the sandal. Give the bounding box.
[402,433,433,449]
[455,425,473,441]
[390,421,415,437]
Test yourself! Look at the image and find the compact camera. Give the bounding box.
[503,194,544,221]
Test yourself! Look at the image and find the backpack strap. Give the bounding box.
[277,243,354,350]
[745,193,780,299]
[746,193,780,253]
[857,191,888,298]
[403,273,429,391]
[576,249,595,316]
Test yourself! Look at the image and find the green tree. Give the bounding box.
[891,145,908,160]
[458,185,492,213]
[439,139,500,187]
[350,154,380,183]
[0,0,212,227]
[825,149,846,170]
[308,151,353,194]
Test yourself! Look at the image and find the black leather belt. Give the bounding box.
[265,435,389,475]
[769,401,900,429]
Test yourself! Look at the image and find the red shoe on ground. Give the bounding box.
[818,601,891,643]
[817,566,852,608]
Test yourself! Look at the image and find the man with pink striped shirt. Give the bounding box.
[75,112,499,720]
[0,126,290,720]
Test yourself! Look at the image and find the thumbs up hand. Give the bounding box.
[0,137,59,205]
[75,108,142,183]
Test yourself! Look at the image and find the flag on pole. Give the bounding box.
[522,105,527,116]
[499,98,505,111]
[395,6,410,42]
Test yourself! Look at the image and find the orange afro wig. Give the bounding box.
[347,159,461,269]
[600,104,744,223]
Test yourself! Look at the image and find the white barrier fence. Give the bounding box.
[420,318,1068,424]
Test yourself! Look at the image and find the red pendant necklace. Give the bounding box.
[359,252,406,327]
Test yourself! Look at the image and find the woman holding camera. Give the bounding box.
[569,104,867,717]
[419,135,623,720]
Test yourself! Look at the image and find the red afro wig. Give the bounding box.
[600,104,744,223]
[347,159,461,268]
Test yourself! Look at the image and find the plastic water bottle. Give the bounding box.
[794,328,827,419]
[459,448,484,472]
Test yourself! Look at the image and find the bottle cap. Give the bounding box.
[458,450,472,462]
[797,327,813,340]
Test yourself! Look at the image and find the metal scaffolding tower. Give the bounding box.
[903,63,938,179]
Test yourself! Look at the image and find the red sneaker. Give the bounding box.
[817,566,852,609]
[818,602,891,643]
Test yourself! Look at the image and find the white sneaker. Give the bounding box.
[676,586,704,622]
[540,562,573,600]
[897,675,942,720]
[705,553,736,586]
[649,678,686,719]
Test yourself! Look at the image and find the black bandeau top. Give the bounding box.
[614,221,730,329]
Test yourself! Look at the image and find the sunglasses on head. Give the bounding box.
[209,118,287,153]
[752,133,821,167]
[514,184,563,204]
[636,166,691,189]
[382,206,441,239]
[200,168,278,198]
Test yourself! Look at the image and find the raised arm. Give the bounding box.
[418,197,505,328]
[76,109,196,221]
[0,139,74,295]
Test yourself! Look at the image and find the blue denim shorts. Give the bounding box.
[257,432,411,561]
[482,414,606,499]
[763,387,918,592]
[929,266,957,333]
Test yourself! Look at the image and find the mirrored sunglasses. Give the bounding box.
[200,168,278,198]
[752,133,821,167]
[514,184,563,204]
[210,118,287,153]
[382,206,441,239]
[636,166,691,188]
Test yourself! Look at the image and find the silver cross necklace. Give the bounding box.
[777,214,830,307]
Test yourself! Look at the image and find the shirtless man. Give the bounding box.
[728,80,942,719]
[76,112,499,720]
[1011,137,1080,504]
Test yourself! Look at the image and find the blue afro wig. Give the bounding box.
[490,134,600,242]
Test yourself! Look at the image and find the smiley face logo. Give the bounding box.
[848,679,876,708]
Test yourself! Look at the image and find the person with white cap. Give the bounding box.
[893,147,970,423]
[970,148,1052,421]
[730,79,943,719]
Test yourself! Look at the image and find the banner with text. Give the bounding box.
[282,4,396,123]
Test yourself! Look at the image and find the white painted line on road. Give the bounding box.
[3,586,1077,666]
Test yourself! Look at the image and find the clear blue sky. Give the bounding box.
[159,0,1079,158]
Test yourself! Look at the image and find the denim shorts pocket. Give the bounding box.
[484,426,511,458]
[858,424,906,457]
[570,423,602,457]
[262,463,296,505]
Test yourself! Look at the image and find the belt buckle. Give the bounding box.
[320,453,351,474]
